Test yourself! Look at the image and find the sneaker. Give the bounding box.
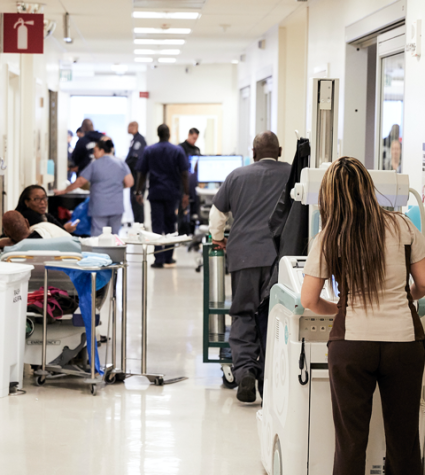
[164,259,177,268]
[151,262,164,269]
[236,370,257,403]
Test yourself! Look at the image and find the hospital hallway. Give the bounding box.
[0,246,264,475]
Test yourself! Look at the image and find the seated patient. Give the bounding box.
[0,210,67,249]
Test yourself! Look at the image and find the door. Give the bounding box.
[238,86,251,158]
[256,77,272,134]
[375,26,405,171]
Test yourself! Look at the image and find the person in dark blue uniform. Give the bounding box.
[135,124,189,268]
[71,118,104,175]
[126,121,147,224]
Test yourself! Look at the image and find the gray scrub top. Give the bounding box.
[213,159,291,273]
[80,154,131,217]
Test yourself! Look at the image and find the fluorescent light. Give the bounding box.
[231,60,239,64]
[134,57,153,63]
[134,27,191,35]
[158,58,176,63]
[134,49,180,55]
[133,12,200,20]
[134,39,185,45]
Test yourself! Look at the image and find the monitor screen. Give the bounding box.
[196,155,243,183]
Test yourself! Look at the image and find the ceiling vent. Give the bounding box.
[133,0,206,8]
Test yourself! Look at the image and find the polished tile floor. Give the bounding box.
[0,246,265,475]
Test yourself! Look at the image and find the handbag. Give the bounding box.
[27,286,78,319]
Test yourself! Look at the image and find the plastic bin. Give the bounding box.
[0,262,33,398]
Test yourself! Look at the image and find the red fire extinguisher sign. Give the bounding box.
[1,13,44,54]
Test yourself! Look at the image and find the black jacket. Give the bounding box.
[72,130,104,173]
[179,141,200,160]
[126,132,147,176]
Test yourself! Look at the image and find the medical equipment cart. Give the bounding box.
[35,260,125,396]
[202,242,235,388]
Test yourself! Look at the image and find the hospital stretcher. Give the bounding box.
[1,247,128,396]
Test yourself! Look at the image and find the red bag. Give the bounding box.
[27,286,71,319]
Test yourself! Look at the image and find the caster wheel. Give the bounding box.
[115,373,126,382]
[272,437,282,475]
[91,384,97,396]
[154,377,164,386]
[105,374,116,385]
[35,376,46,386]
[222,365,237,389]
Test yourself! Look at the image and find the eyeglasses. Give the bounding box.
[31,196,48,203]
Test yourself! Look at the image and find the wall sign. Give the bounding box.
[139,92,150,99]
[1,13,44,54]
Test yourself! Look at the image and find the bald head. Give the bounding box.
[253,131,281,161]
[3,211,31,243]
[81,119,94,133]
[128,121,139,135]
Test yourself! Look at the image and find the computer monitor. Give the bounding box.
[196,155,243,183]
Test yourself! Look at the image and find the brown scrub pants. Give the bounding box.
[328,340,425,475]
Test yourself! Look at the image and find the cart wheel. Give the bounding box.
[222,365,237,389]
[115,372,126,382]
[91,384,97,396]
[195,266,202,273]
[272,437,282,475]
[105,374,116,385]
[35,376,46,386]
[154,376,164,386]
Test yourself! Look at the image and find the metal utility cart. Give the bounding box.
[202,242,236,388]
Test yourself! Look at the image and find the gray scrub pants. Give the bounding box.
[91,215,122,237]
[229,266,271,383]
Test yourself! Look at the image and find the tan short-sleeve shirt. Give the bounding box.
[304,214,425,342]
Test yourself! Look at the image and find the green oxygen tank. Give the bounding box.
[209,244,225,342]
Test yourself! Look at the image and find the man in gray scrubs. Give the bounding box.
[209,131,290,402]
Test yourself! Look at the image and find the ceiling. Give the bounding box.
[1,0,299,70]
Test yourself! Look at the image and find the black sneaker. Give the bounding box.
[236,370,256,403]
[151,262,164,268]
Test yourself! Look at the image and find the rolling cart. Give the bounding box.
[202,242,236,389]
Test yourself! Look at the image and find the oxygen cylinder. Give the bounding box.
[209,245,225,342]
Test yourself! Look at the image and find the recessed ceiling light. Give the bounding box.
[134,39,185,45]
[133,12,200,20]
[134,27,191,35]
[134,57,153,63]
[158,58,177,63]
[231,60,239,64]
[134,49,181,55]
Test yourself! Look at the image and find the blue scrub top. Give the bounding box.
[135,141,189,202]
[80,154,131,217]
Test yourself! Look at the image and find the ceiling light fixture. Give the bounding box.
[63,12,73,43]
[134,49,181,55]
[133,12,200,20]
[134,39,185,45]
[134,57,154,63]
[158,58,177,63]
[231,60,239,64]
[134,27,191,35]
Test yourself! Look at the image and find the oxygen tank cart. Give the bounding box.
[202,241,236,389]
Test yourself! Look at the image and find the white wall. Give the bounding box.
[145,64,238,153]
[238,25,280,157]
[403,0,425,194]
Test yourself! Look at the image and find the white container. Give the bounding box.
[0,262,33,398]
[98,226,115,246]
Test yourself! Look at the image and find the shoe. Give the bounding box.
[164,259,177,268]
[151,262,164,268]
[236,370,257,403]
